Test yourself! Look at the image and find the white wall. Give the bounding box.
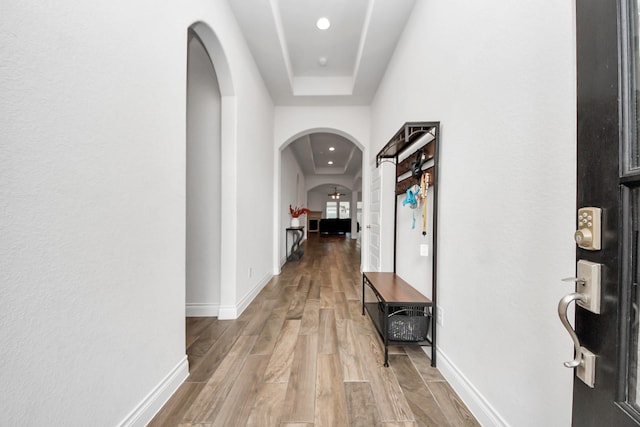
[307,190,328,214]
[186,34,222,313]
[1,0,273,425]
[304,174,356,194]
[231,64,274,317]
[274,106,370,146]
[371,1,576,426]
[395,184,435,298]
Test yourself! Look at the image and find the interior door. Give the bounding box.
[368,158,382,271]
[573,0,640,425]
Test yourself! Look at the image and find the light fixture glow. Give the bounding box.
[329,146,335,151]
[328,186,341,200]
[328,161,334,165]
[316,17,331,30]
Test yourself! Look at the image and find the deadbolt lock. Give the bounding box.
[575,207,601,250]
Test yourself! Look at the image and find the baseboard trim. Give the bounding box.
[185,302,219,317]
[434,347,509,427]
[218,272,273,320]
[217,304,237,319]
[118,356,189,427]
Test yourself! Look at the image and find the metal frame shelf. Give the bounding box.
[366,121,440,367]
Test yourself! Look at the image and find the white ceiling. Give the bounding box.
[288,132,361,176]
[228,0,417,106]
[228,0,416,184]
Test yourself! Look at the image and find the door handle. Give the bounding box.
[557,290,597,387]
[558,260,602,367]
[556,254,602,386]
[558,292,586,368]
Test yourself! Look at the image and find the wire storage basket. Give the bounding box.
[384,306,430,342]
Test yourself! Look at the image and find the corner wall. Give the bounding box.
[371,1,576,426]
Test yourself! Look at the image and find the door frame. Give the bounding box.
[573,0,640,424]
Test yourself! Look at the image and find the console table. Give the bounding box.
[286,226,305,261]
[362,272,433,367]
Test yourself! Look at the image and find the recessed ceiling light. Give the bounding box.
[328,161,334,165]
[316,17,331,30]
[329,146,335,151]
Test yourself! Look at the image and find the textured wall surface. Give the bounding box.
[0,0,274,424]
[371,1,577,426]
[1,2,188,423]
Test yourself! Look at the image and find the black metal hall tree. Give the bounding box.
[375,121,440,366]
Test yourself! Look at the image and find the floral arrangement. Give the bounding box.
[289,205,311,218]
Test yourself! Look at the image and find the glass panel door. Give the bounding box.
[628,188,640,411]
[624,0,640,170]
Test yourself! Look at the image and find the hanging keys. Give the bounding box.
[421,173,430,236]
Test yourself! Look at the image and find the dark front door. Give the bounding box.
[574,0,640,425]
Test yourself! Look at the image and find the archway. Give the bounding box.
[186,22,237,319]
[186,29,222,316]
[277,129,365,270]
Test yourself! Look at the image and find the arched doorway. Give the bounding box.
[185,22,237,320]
[186,30,222,315]
[278,130,364,269]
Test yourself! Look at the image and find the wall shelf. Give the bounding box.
[376,122,439,167]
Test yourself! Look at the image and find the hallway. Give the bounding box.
[150,235,479,426]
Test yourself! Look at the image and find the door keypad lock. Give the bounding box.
[560,208,603,387]
[574,207,601,250]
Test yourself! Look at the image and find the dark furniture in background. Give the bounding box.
[319,218,351,235]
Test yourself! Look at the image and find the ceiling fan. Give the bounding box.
[328,186,342,200]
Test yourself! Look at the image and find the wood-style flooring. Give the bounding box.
[150,234,480,427]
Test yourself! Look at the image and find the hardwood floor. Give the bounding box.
[150,235,480,427]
